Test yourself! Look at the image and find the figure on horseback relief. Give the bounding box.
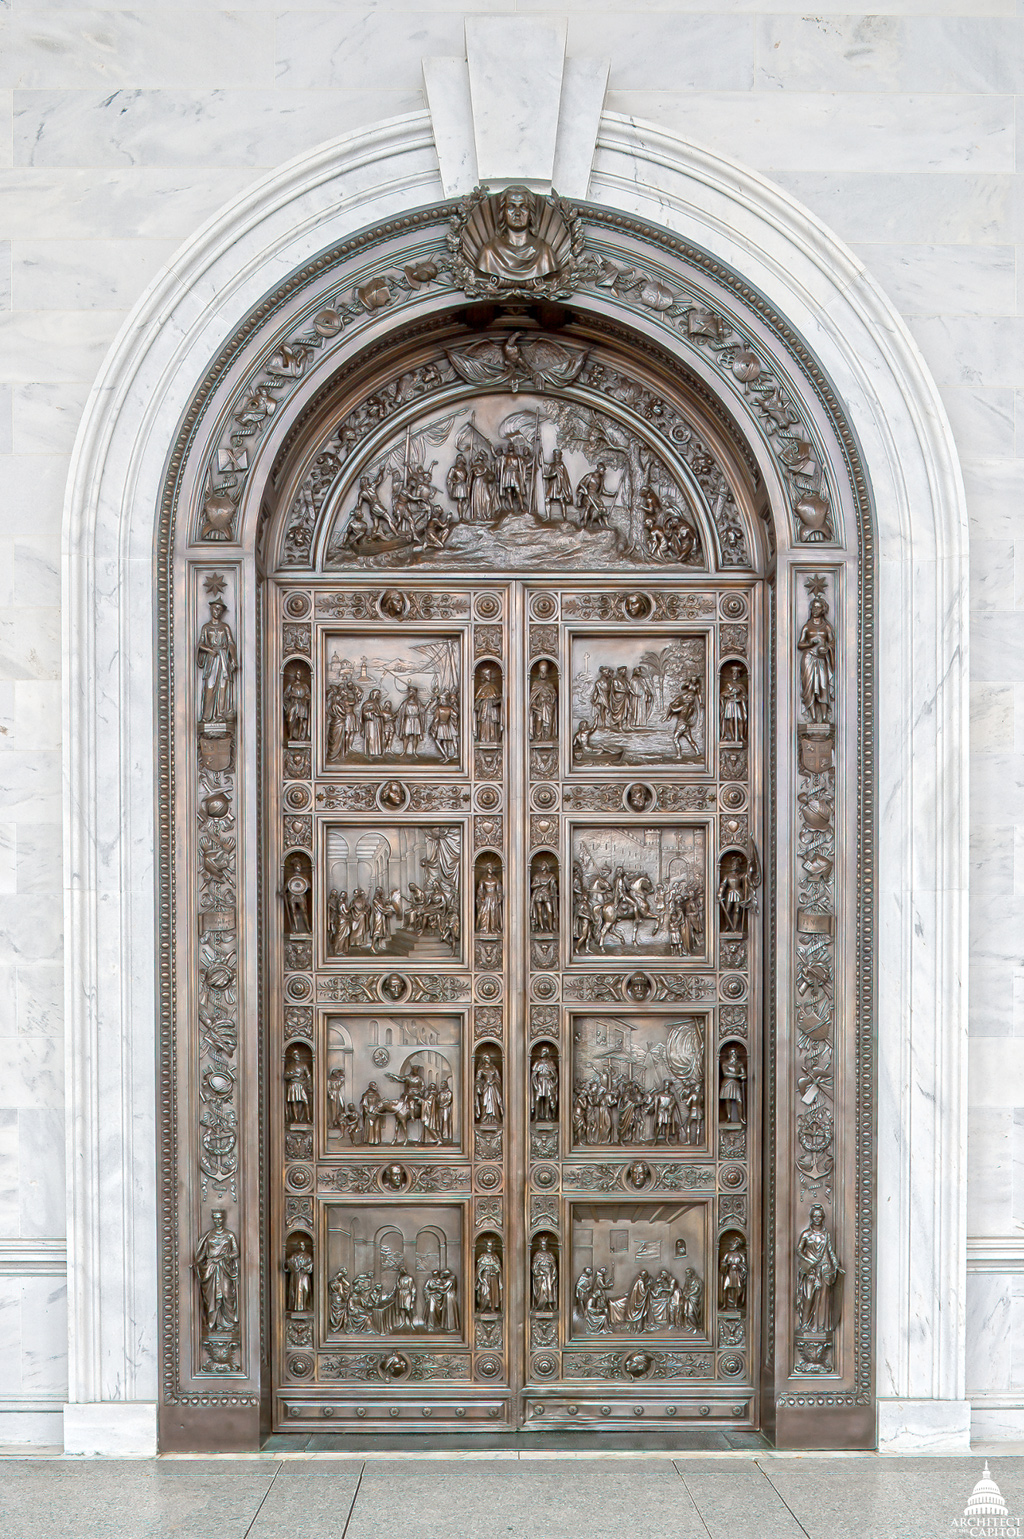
[570,824,707,959]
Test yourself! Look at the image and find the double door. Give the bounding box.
[271,575,761,1430]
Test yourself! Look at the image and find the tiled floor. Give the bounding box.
[1,1449,1022,1538]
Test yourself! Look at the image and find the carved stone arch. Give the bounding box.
[63,110,966,1456]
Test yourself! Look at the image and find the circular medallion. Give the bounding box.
[476,1165,501,1191]
[475,785,502,812]
[666,1405,677,1416]
[475,594,502,620]
[624,1351,653,1379]
[720,1164,746,1189]
[532,1354,558,1378]
[719,1353,745,1377]
[719,784,747,811]
[719,593,747,620]
[733,1404,745,1417]
[377,1162,409,1194]
[372,1047,390,1068]
[379,973,409,1004]
[476,975,502,1002]
[732,349,760,383]
[201,791,231,819]
[313,308,342,336]
[476,1354,502,1381]
[531,1165,558,1190]
[623,782,655,814]
[377,588,408,621]
[530,593,558,621]
[378,1352,410,1381]
[699,1404,710,1417]
[285,975,312,1001]
[531,784,558,811]
[623,592,653,621]
[287,1353,313,1379]
[532,975,558,1001]
[285,783,311,810]
[624,971,653,1003]
[626,1160,653,1190]
[376,778,409,812]
[720,975,747,1001]
[323,1406,335,1418]
[286,1166,312,1191]
[285,592,311,618]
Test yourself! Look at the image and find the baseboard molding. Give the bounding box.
[0,1239,67,1276]
[63,1402,157,1457]
[967,1237,1024,1272]
[877,1398,972,1453]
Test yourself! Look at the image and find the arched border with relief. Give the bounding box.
[157,190,871,1448]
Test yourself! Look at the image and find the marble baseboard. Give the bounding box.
[63,1402,157,1457]
[0,1408,63,1446]
[877,1399,972,1454]
[972,1400,1024,1443]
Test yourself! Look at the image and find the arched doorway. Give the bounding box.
[157,179,873,1446]
[62,99,968,1457]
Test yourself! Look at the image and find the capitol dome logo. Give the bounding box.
[952,1463,1020,1535]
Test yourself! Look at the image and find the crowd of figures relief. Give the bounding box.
[324,382,711,573]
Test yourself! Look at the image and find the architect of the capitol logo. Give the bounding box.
[952,1464,1020,1536]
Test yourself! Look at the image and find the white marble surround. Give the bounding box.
[0,3,1015,1452]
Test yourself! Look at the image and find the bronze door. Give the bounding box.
[270,575,760,1431]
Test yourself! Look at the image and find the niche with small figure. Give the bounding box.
[282,658,312,744]
[282,850,312,936]
[718,660,748,745]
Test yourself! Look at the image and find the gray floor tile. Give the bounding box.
[678,1465,807,1539]
[0,1472,274,1539]
[761,1456,1024,1539]
[344,1466,706,1539]
[247,1473,360,1539]
[275,1458,364,1476]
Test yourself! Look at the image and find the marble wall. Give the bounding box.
[0,1,1018,1443]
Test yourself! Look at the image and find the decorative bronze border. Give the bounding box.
[155,197,875,1445]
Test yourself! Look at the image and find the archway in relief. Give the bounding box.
[163,187,873,1448]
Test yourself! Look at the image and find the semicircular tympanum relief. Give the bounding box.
[163,183,872,1449]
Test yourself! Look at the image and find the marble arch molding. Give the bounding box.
[157,190,874,1450]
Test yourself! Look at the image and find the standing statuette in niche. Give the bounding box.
[474,665,503,745]
[285,1236,313,1314]
[719,663,748,744]
[283,671,310,742]
[530,858,558,934]
[720,1236,748,1312]
[532,1236,558,1312]
[798,586,836,724]
[475,1238,503,1315]
[531,1045,558,1123]
[197,598,237,729]
[284,1046,312,1125]
[475,1051,504,1129]
[475,861,504,935]
[529,661,558,743]
[194,1210,239,1333]
[719,1046,747,1128]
